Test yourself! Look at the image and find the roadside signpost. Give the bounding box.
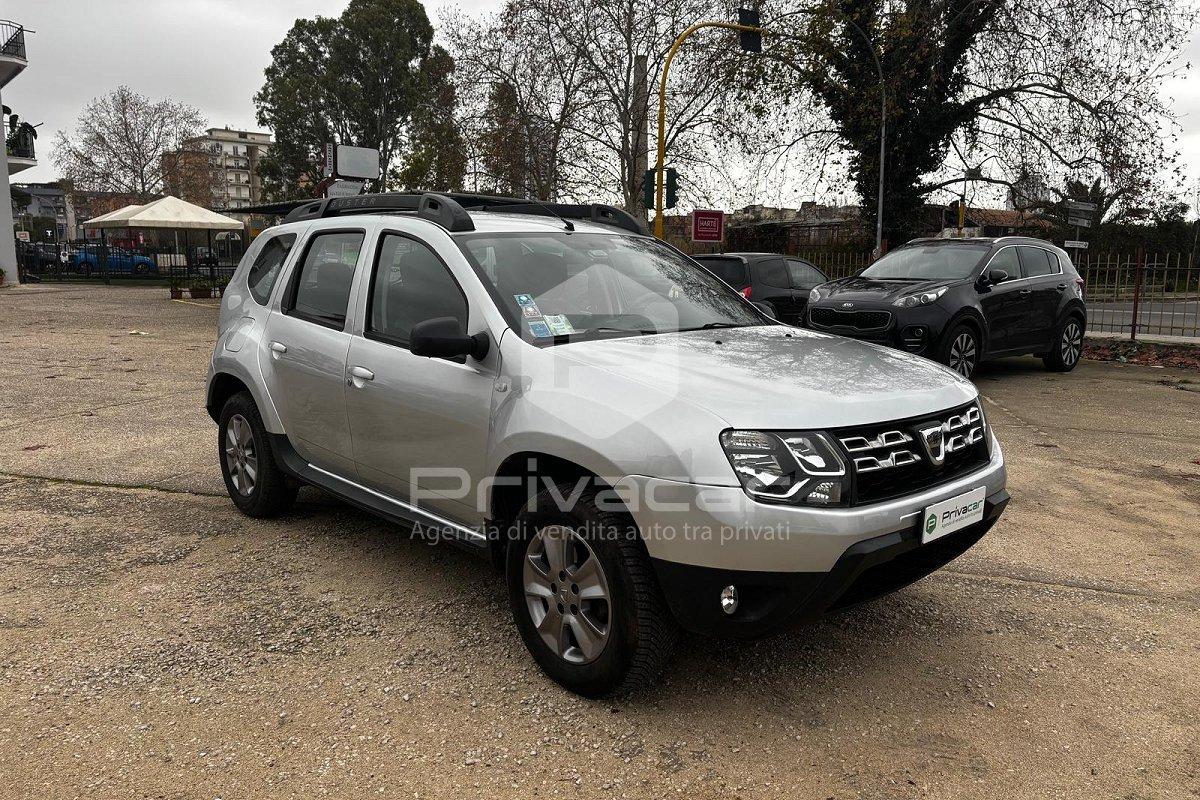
[691,210,725,243]
[325,180,366,198]
[1065,200,1097,252]
[1064,240,1088,250]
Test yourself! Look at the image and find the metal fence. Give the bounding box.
[15,239,245,288]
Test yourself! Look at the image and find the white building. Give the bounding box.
[188,127,273,210]
[1,19,31,283]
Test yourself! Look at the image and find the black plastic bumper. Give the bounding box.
[652,488,1009,638]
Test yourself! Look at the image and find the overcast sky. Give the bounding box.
[6,0,1198,215]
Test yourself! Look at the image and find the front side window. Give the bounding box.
[786,259,826,289]
[862,243,990,280]
[368,234,468,346]
[247,233,296,305]
[456,232,763,345]
[986,246,1021,279]
[756,258,790,288]
[289,231,364,328]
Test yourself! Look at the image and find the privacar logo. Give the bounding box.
[925,514,937,534]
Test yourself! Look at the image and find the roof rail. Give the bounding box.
[234,191,646,236]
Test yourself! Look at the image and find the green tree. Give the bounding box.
[255,0,459,199]
[392,48,467,191]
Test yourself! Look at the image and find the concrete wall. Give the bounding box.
[0,88,19,285]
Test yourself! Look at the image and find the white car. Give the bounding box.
[206,192,1008,695]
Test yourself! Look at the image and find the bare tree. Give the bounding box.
[52,86,208,201]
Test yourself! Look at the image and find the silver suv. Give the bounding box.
[206,193,1008,695]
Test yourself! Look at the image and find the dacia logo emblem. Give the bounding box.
[917,422,947,467]
[841,302,854,308]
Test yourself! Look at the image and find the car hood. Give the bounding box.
[815,276,952,305]
[549,325,975,429]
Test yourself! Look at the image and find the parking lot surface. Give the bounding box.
[1,285,1197,799]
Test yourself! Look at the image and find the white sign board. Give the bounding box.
[333,145,381,181]
[15,230,29,242]
[1067,216,1092,228]
[1066,200,1097,213]
[325,180,366,198]
[1064,240,1088,250]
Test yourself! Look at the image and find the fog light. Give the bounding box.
[720,585,738,615]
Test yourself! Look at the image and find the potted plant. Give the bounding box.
[0,266,6,286]
[188,277,213,299]
[168,274,183,299]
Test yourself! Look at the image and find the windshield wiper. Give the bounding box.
[681,322,748,331]
[577,326,656,336]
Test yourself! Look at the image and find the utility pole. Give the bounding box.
[631,54,649,218]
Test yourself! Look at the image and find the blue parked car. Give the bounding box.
[71,248,158,275]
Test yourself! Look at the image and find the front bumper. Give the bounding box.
[807,302,951,355]
[652,489,1007,638]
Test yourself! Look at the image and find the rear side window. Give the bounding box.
[786,259,826,289]
[755,258,790,288]
[367,234,468,346]
[246,233,295,305]
[1018,246,1054,278]
[288,231,365,328]
[696,257,749,288]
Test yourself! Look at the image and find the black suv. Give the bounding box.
[692,252,828,325]
[806,237,1087,377]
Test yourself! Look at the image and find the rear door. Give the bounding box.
[1016,245,1063,350]
[260,228,366,476]
[977,246,1025,352]
[754,257,800,322]
[786,258,828,318]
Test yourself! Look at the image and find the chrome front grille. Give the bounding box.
[834,402,990,504]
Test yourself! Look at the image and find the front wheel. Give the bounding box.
[939,323,980,378]
[506,482,677,696]
[1043,316,1084,372]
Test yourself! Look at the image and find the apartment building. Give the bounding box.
[187,127,272,210]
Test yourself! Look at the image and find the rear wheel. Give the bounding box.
[1043,316,1084,372]
[939,323,980,378]
[218,391,297,517]
[506,482,677,696]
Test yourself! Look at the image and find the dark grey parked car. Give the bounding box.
[692,252,828,325]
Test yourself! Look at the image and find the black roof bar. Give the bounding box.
[229,191,646,235]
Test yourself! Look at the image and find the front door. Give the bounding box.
[1016,246,1064,350]
[345,232,495,524]
[260,229,366,476]
[977,246,1025,353]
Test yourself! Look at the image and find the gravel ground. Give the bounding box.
[0,284,1197,799]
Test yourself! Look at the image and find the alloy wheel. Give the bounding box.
[1061,321,1082,367]
[224,413,258,496]
[949,331,978,378]
[523,525,611,664]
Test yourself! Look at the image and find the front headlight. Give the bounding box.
[719,429,848,506]
[808,287,821,303]
[894,286,948,308]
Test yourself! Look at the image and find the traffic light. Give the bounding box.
[644,167,679,209]
[738,7,761,53]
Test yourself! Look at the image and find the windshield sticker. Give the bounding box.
[528,320,552,338]
[544,314,576,336]
[521,303,542,318]
[588,249,609,258]
[513,293,536,307]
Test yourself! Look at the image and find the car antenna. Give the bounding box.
[519,189,574,232]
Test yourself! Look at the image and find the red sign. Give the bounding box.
[691,210,725,243]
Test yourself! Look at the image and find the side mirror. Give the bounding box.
[751,301,777,319]
[986,268,1009,285]
[409,317,489,360]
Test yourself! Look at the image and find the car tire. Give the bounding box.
[1043,315,1084,372]
[939,322,980,378]
[218,391,297,518]
[506,481,678,697]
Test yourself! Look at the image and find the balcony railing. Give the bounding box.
[6,126,35,160]
[1,21,26,59]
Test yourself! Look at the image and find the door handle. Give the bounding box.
[1018,289,1032,295]
[349,366,375,382]
[1056,283,1068,290]
[269,341,287,355]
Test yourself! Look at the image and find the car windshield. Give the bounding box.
[861,243,990,280]
[456,232,765,344]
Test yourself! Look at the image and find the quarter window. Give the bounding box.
[368,234,467,346]
[289,231,364,328]
[246,233,295,305]
[1018,246,1054,278]
[696,258,750,288]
